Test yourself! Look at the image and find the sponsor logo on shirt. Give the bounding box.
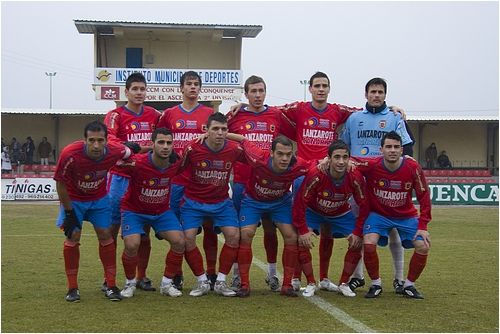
[378,179,402,190]
[175,119,198,129]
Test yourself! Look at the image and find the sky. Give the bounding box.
[1,1,499,117]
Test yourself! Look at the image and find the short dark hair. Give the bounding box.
[271,135,293,151]
[309,71,330,87]
[328,140,350,156]
[152,127,173,142]
[381,131,402,146]
[84,121,108,138]
[207,112,227,128]
[365,77,387,94]
[125,72,147,90]
[244,75,266,93]
[180,71,202,88]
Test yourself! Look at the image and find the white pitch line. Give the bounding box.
[217,236,375,333]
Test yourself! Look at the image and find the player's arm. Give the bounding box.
[103,111,123,144]
[413,163,432,231]
[293,173,319,249]
[349,172,370,249]
[55,180,82,239]
[226,133,246,142]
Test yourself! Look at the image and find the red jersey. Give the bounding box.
[118,153,183,215]
[54,141,131,202]
[278,101,359,160]
[157,103,214,186]
[104,105,160,177]
[227,106,282,184]
[293,168,369,237]
[242,141,314,201]
[356,156,432,230]
[180,139,246,203]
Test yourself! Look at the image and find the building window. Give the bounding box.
[126,48,143,68]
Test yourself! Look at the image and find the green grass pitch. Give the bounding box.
[1,203,498,332]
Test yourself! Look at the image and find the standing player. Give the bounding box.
[54,121,132,302]
[355,131,431,299]
[156,71,217,290]
[118,128,185,298]
[179,112,255,297]
[227,75,284,291]
[341,77,413,293]
[225,133,322,297]
[104,72,161,292]
[293,140,369,297]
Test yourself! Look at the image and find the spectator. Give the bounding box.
[22,136,35,165]
[38,137,52,165]
[10,137,21,165]
[437,150,452,169]
[425,143,438,169]
[1,147,12,174]
[1,137,6,152]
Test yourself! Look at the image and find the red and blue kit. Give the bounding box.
[227,106,282,184]
[117,153,183,215]
[54,141,130,201]
[293,168,369,236]
[157,104,214,186]
[278,101,360,160]
[104,105,160,177]
[243,145,313,202]
[356,156,431,230]
[180,139,247,203]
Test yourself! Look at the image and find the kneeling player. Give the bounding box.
[293,140,369,297]
[354,131,431,299]
[118,128,186,298]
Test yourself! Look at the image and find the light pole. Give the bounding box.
[45,72,57,109]
[299,80,309,101]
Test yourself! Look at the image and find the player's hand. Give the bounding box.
[194,133,208,144]
[298,231,315,249]
[228,103,246,116]
[317,156,330,173]
[347,159,356,172]
[388,105,407,120]
[124,141,141,153]
[62,209,81,238]
[414,229,431,248]
[347,233,362,250]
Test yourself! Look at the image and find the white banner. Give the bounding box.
[95,85,243,102]
[95,68,242,86]
[1,178,59,200]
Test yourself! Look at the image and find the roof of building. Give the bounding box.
[74,19,263,38]
[1,108,107,115]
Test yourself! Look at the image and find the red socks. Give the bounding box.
[363,243,380,280]
[339,248,362,284]
[407,252,428,282]
[99,238,117,287]
[63,240,80,289]
[237,243,253,289]
[164,250,184,279]
[185,247,205,277]
[122,251,138,280]
[136,236,151,280]
[282,244,298,289]
[298,246,315,284]
[319,236,334,280]
[202,222,218,275]
[218,243,239,275]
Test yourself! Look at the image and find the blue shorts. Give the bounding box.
[292,175,305,200]
[231,182,245,214]
[170,183,184,219]
[121,210,181,238]
[55,195,111,231]
[363,212,421,249]
[306,209,356,238]
[240,193,292,227]
[109,174,129,225]
[180,197,239,232]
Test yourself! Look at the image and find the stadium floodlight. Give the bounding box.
[45,72,57,109]
[299,80,309,101]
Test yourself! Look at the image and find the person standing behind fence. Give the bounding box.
[425,143,437,169]
[38,137,52,165]
[23,136,35,165]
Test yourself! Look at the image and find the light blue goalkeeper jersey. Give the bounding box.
[341,105,412,157]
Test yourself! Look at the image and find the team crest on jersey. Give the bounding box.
[202,124,207,131]
[331,122,337,130]
[198,160,211,168]
[379,120,387,129]
[270,124,276,132]
[225,162,232,170]
[405,182,412,190]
